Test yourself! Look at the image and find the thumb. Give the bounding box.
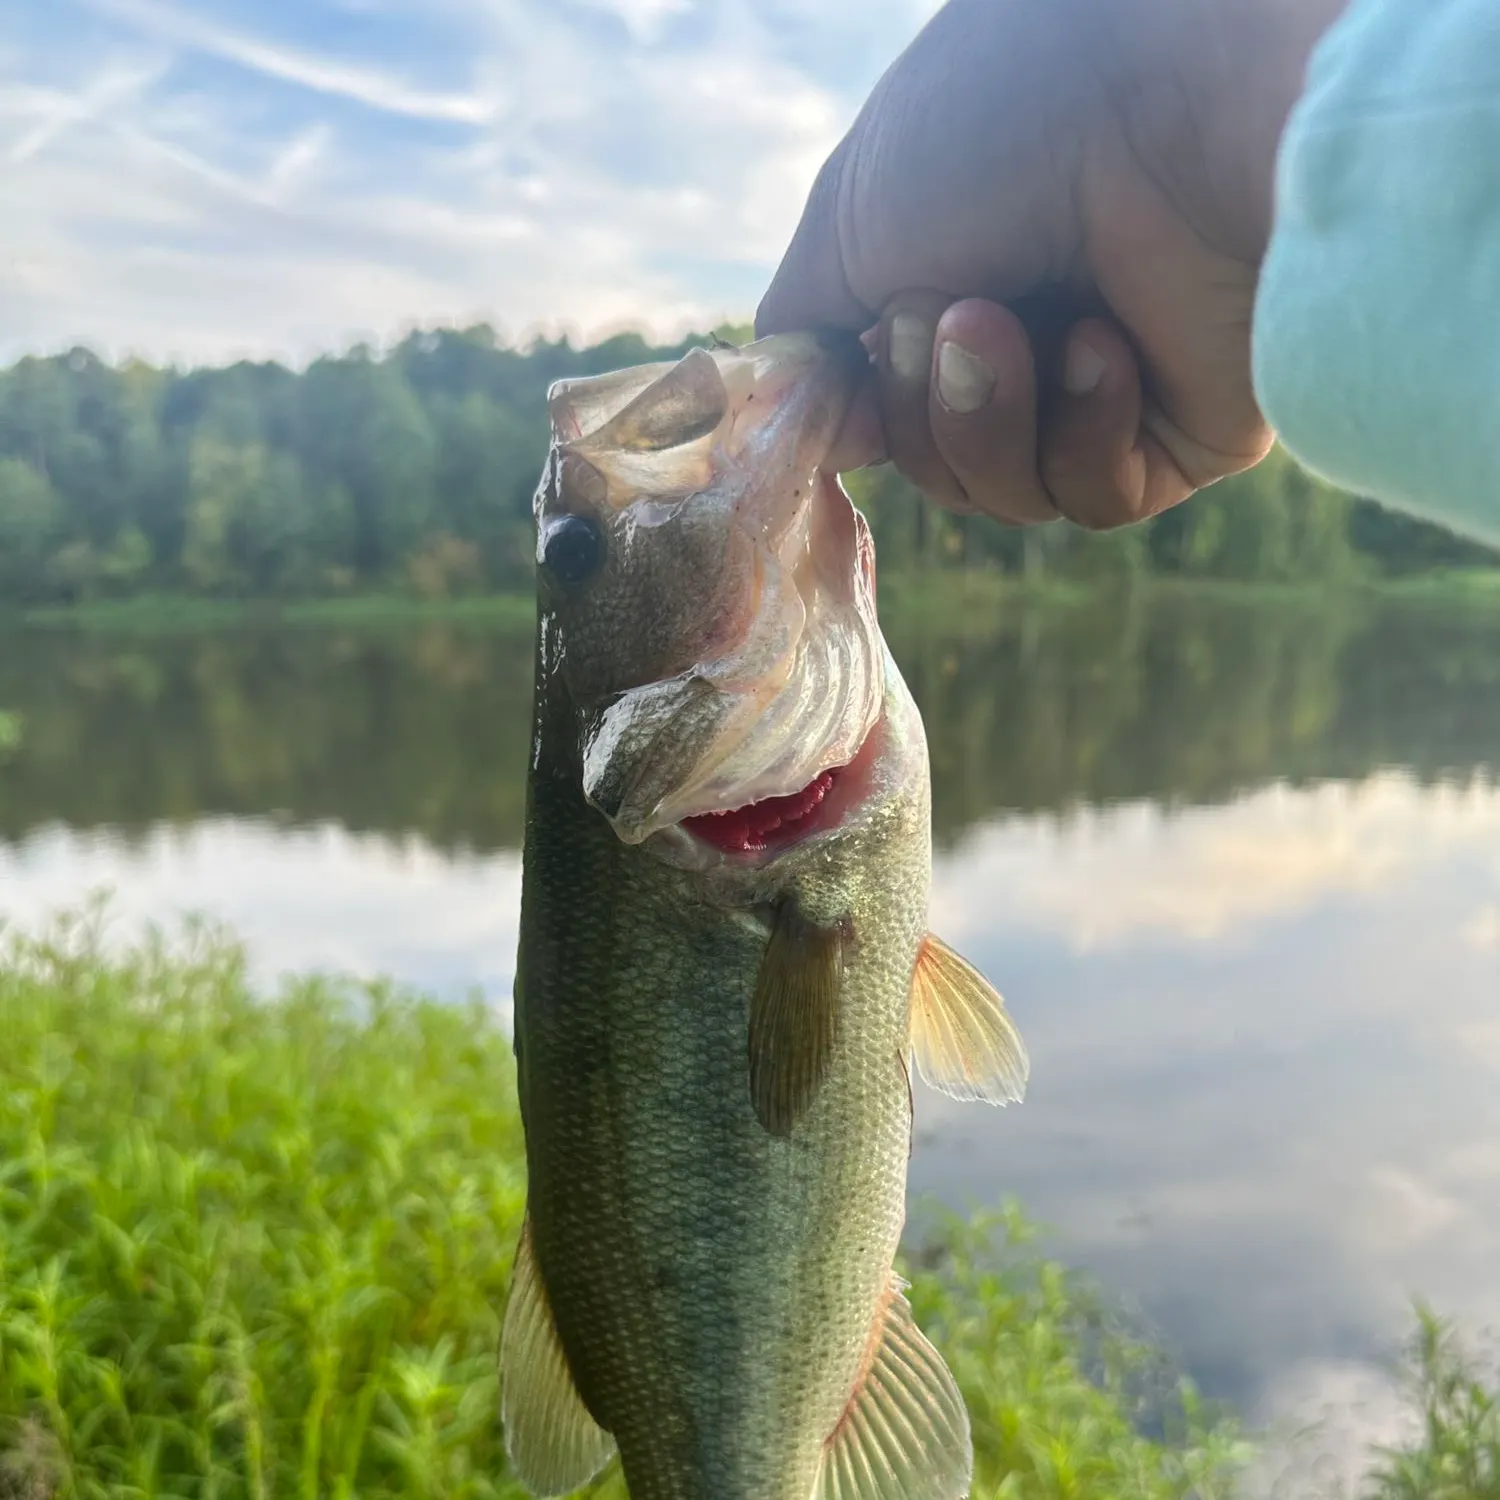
[755,144,873,338]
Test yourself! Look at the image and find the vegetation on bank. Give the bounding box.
[0,913,1247,1498]
[1,326,1496,610]
[1361,1313,1500,1499]
[10,565,1500,639]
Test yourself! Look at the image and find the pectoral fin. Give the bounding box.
[909,933,1028,1105]
[816,1276,972,1500]
[749,902,845,1136]
[499,1217,616,1497]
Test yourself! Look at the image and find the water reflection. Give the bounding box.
[3,594,1500,1493]
[4,594,1500,848]
[0,820,523,1001]
[917,773,1500,1447]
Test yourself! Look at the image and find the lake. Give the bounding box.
[3,585,1499,1494]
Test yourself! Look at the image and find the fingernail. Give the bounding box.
[1064,336,1107,396]
[936,341,995,414]
[888,312,934,383]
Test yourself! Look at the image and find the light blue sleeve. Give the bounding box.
[1251,0,1500,546]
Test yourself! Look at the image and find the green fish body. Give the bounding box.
[503,335,1027,1500]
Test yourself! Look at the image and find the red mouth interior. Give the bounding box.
[681,770,837,854]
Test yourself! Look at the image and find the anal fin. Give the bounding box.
[500,1216,616,1497]
[909,933,1028,1106]
[817,1276,972,1500]
[749,901,845,1136]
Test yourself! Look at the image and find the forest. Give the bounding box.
[0,323,1493,605]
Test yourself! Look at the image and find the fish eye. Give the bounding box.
[540,513,606,587]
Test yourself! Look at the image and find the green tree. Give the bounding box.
[295,353,438,581]
[0,456,64,602]
[0,327,1495,605]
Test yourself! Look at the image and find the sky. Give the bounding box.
[0,0,943,367]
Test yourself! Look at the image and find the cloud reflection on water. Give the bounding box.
[932,770,1500,951]
[0,818,524,1008]
[919,771,1500,1495]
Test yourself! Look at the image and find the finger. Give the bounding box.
[755,143,871,338]
[1038,318,1195,529]
[928,299,1057,525]
[1085,159,1273,485]
[873,290,972,513]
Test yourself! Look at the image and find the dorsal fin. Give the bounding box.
[909,933,1028,1106]
[816,1276,972,1500]
[499,1217,616,1497]
[748,901,845,1136]
[581,346,728,454]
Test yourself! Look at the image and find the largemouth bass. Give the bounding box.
[502,332,1028,1500]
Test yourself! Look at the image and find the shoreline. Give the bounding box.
[7,568,1500,635]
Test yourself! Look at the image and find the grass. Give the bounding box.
[1359,1311,1500,1499]
[1,908,528,1500]
[903,1212,1248,1497]
[1368,569,1500,608]
[4,913,1498,1499]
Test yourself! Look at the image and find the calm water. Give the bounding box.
[3,591,1500,1491]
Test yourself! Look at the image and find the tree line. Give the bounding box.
[0,324,1492,605]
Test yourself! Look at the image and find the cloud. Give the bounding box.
[91,0,498,123]
[910,767,1500,1467]
[1464,904,1500,951]
[266,122,333,196]
[574,0,693,44]
[5,60,165,165]
[0,0,918,363]
[1246,1358,1417,1499]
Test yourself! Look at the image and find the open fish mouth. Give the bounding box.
[681,770,840,855]
[674,693,889,861]
[583,476,883,849]
[581,459,884,851]
[543,331,883,852]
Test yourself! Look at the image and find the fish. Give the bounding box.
[501,331,1028,1500]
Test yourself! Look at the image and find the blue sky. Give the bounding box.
[1,0,941,366]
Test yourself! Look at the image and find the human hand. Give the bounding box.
[756,0,1347,527]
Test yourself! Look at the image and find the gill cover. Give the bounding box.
[535,334,883,848]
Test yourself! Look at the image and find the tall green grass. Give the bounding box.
[28,907,1493,1499]
[1359,1312,1500,1499]
[1,910,525,1499]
